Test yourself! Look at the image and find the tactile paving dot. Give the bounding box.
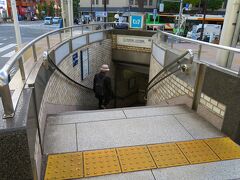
[117,146,156,172]
[177,140,220,164]
[205,137,240,160]
[45,152,83,180]
[83,149,121,177]
[148,143,189,168]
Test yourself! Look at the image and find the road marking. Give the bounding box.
[0,43,3,46]
[0,44,16,53]
[2,50,16,58]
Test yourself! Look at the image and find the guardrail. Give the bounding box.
[0,22,119,118]
[155,30,240,111]
[157,30,240,76]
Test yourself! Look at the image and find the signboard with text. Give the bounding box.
[130,15,143,29]
[95,11,108,17]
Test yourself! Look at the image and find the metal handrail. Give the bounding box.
[0,23,119,86]
[144,49,194,99]
[0,22,120,118]
[158,30,240,53]
[48,56,93,91]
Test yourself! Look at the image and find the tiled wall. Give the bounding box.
[147,55,226,119]
[38,39,113,142]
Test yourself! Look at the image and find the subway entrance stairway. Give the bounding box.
[43,105,240,180]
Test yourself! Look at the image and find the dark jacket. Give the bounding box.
[93,72,112,98]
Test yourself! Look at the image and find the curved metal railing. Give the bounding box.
[0,22,121,118]
[157,30,240,76]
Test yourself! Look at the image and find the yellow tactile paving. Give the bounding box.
[83,149,121,177]
[116,146,156,172]
[205,137,240,160]
[177,140,220,164]
[44,152,83,180]
[44,137,240,179]
[148,143,189,168]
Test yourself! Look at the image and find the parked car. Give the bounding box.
[53,17,61,24]
[44,16,53,25]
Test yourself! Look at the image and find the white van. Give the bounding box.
[44,16,53,25]
[187,24,221,42]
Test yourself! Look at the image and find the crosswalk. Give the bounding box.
[0,42,16,60]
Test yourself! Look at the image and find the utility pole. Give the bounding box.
[177,0,183,34]
[216,0,240,67]
[10,0,22,49]
[104,0,107,22]
[68,0,73,26]
[61,0,66,27]
[90,0,93,20]
[199,0,208,41]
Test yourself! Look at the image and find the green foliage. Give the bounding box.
[36,3,43,19]
[48,1,55,17]
[73,0,80,18]
[184,0,201,6]
[164,2,180,13]
[207,0,224,11]
[42,1,48,17]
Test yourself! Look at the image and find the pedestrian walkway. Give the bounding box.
[43,105,240,180]
[0,43,16,57]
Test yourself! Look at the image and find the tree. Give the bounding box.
[36,3,43,19]
[42,1,48,17]
[164,2,180,13]
[208,0,224,11]
[73,0,80,18]
[48,1,55,17]
[185,0,201,6]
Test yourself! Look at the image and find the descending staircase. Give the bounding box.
[43,105,240,180]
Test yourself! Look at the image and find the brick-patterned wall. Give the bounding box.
[38,39,113,142]
[111,34,151,53]
[147,55,226,119]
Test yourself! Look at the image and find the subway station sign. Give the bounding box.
[130,15,144,29]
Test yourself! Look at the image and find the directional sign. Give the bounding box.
[130,15,143,29]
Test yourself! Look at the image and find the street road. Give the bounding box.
[0,21,58,68]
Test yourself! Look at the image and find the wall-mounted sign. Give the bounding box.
[130,15,143,29]
[80,49,89,80]
[95,11,108,17]
[72,52,78,67]
[117,35,152,48]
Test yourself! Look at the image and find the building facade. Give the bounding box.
[79,0,158,14]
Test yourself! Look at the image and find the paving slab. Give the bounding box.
[152,159,240,180]
[76,115,193,151]
[174,113,224,139]
[123,105,191,118]
[48,110,126,125]
[44,124,77,154]
[79,170,155,180]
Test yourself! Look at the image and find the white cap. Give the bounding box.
[100,64,110,72]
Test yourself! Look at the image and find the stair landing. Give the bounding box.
[43,105,240,179]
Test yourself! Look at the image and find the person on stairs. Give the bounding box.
[93,64,113,109]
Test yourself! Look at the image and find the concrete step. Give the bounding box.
[44,104,224,155]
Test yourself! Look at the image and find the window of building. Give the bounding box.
[149,0,153,6]
[96,0,99,5]
[144,0,147,6]
[92,0,95,5]
[135,0,138,5]
[102,0,109,5]
[129,0,134,5]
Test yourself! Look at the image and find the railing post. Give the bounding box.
[18,56,25,80]
[192,63,207,111]
[59,31,62,42]
[46,35,50,49]
[32,44,37,62]
[70,27,73,38]
[0,84,14,118]
[198,44,202,60]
